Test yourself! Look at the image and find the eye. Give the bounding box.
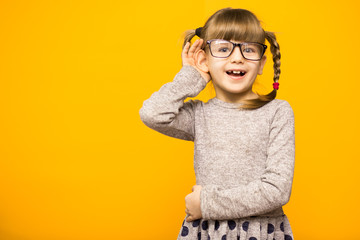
[219,47,230,52]
[243,47,255,53]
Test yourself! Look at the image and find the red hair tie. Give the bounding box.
[273,82,279,90]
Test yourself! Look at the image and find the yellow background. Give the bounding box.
[0,0,359,239]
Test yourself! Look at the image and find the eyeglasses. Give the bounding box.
[206,39,267,61]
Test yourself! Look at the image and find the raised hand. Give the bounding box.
[182,39,211,83]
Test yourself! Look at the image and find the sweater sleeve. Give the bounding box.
[139,65,207,141]
[200,100,295,220]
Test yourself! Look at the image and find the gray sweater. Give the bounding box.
[139,65,295,221]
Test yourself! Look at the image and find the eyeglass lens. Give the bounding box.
[210,40,264,60]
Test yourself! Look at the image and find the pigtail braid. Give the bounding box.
[265,31,281,83]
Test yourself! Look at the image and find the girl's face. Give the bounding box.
[205,40,267,103]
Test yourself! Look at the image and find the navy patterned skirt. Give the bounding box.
[177,214,294,240]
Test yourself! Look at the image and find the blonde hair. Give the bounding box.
[183,8,281,110]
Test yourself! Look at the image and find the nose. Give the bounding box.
[229,45,245,63]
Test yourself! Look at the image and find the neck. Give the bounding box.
[215,91,258,104]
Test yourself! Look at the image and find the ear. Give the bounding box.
[194,49,209,73]
[257,55,267,75]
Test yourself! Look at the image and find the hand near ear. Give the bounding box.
[182,39,211,83]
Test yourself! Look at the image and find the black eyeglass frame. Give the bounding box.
[206,39,268,61]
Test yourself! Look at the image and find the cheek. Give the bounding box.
[207,60,224,74]
[250,63,262,74]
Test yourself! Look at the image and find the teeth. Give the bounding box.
[227,70,246,75]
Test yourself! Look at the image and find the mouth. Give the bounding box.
[226,70,247,78]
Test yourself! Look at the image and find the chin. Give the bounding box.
[224,85,252,94]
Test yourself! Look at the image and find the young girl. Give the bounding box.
[139,7,295,240]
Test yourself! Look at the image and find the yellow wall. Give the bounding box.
[0,0,359,239]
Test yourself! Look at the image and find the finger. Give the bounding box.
[188,39,199,57]
[194,38,202,49]
[195,39,203,51]
[192,185,200,192]
[186,215,193,222]
[183,41,190,51]
[182,42,190,58]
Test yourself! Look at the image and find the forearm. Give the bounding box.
[200,171,294,220]
[139,65,207,140]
